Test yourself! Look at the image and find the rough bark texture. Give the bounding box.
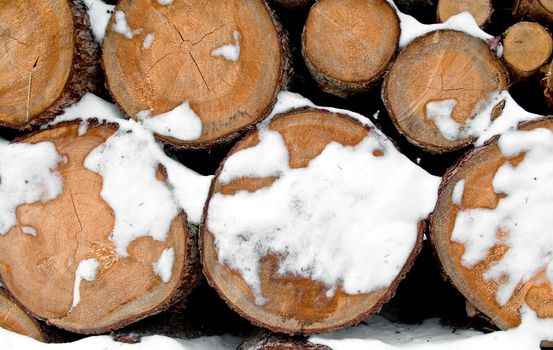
[429,116,553,330]
[201,108,424,335]
[513,0,553,24]
[0,289,46,342]
[102,0,289,150]
[382,30,509,154]
[0,121,201,334]
[540,61,553,108]
[503,21,552,80]
[238,330,332,350]
[437,0,492,27]
[0,0,100,130]
[301,0,400,98]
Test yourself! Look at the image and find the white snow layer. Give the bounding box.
[21,226,36,236]
[153,248,175,283]
[452,127,553,306]
[452,180,465,206]
[143,33,155,49]
[208,114,440,305]
[137,101,203,141]
[0,141,63,234]
[384,1,493,48]
[211,31,241,61]
[83,0,114,43]
[112,10,135,39]
[424,91,541,145]
[157,0,174,5]
[71,259,99,309]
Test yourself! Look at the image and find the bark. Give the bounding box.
[0,121,201,334]
[513,0,553,24]
[0,0,100,130]
[382,30,509,154]
[437,0,492,27]
[301,0,400,98]
[540,61,553,108]
[429,116,553,330]
[201,108,424,335]
[102,0,289,150]
[238,330,332,350]
[502,21,552,81]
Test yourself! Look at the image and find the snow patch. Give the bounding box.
[211,31,241,61]
[153,248,175,283]
[208,120,440,305]
[137,101,203,141]
[112,10,137,39]
[143,33,155,49]
[452,127,553,305]
[0,141,63,234]
[452,180,465,206]
[21,226,36,236]
[157,0,174,5]
[71,259,99,310]
[425,99,460,140]
[83,0,114,43]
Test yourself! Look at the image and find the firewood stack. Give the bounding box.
[1,0,553,349]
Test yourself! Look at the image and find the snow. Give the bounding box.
[137,102,203,141]
[0,329,240,350]
[452,127,553,306]
[143,33,155,49]
[452,180,465,206]
[21,226,36,236]
[311,306,553,350]
[0,141,63,235]
[71,259,99,310]
[425,99,460,141]
[385,1,494,48]
[157,0,174,5]
[83,0,114,43]
[51,93,211,226]
[208,109,440,305]
[112,11,134,39]
[211,31,241,62]
[153,248,175,283]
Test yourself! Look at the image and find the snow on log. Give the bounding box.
[201,108,440,334]
[101,0,288,149]
[430,117,553,330]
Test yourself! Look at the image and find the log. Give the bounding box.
[382,30,509,154]
[430,117,553,329]
[201,109,438,334]
[503,22,553,81]
[301,0,400,97]
[0,290,45,342]
[102,0,288,149]
[0,0,100,129]
[540,61,553,108]
[0,121,200,334]
[437,0,492,28]
[238,330,331,350]
[513,0,553,24]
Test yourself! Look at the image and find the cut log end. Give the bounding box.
[503,22,553,80]
[0,291,45,342]
[0,122,199,334]
[430,117,553,330]
[302,0,399,98]
[0,0,100,130]
[437,0,492,28]
[201,109,424,335]
[102,0,287,149]
[238,331,331,350]
[382,30,509,154]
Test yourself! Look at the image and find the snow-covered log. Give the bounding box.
[430,117,553,330]
[0,121,200,334]
[101,0,289,149]
[302,0,400,97]
[201,108,439,334]
[382,30,509,153]
[0,0,100,129]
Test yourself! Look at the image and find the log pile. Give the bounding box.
[1,0,553,348]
